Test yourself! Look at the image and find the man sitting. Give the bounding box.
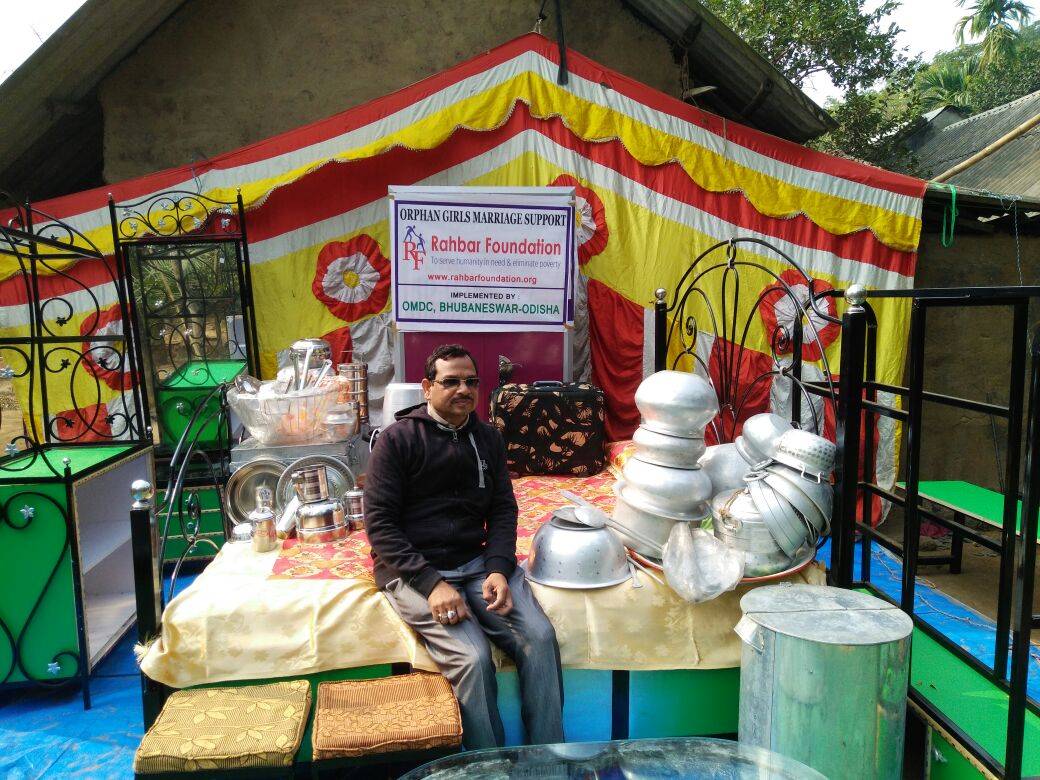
[365,343,564,749]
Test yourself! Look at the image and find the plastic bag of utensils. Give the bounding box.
[663,523,744,603]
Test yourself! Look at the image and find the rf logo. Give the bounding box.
[402,225,427,271]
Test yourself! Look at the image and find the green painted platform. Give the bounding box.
[914,480,1028,538]
[0,444,136,480]
[911,628,1040,777]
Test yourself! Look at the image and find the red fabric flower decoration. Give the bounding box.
[312,234,390,323]
[552,174,608,266]
[80,304,134,391]
[759,269,840,361]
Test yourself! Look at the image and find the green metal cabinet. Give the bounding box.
[157,483,227,563]
[0,445,152,706]
[155,360,245,448]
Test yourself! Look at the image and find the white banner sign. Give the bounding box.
[389,186,575,332]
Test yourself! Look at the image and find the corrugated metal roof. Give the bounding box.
[910,90,1040,199]
[0,0,186,200]
[622,0,835,142]
[0,0,831,201]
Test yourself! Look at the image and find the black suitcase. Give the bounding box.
[489,381,606,477]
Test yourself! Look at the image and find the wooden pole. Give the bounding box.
[932,111,1040,183]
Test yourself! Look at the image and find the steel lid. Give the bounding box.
[739,584,912,646]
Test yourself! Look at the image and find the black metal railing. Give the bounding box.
[832,286,1040,779]
[129,382,235,728]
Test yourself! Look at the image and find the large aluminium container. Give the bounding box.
[736,584,913,780]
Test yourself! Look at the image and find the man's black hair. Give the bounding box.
[424,344,477,381]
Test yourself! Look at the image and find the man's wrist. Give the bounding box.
[485,555,516,577]
[410,567,444,599]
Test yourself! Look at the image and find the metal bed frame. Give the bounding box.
[649,236,1039,777]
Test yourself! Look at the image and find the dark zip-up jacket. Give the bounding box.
[364,404,518,597]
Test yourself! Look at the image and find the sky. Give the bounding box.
[0,0,85,83]
[1,1,1039,99]
[803,0,1040,104]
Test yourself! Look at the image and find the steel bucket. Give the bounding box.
[736,584,913,780]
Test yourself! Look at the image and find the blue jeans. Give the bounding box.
[383,556,564,749]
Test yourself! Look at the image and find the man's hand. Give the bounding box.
[482,573,513,616]
[428,581,468,626]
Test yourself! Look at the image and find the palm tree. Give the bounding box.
[955,0,1033,65]
[918,60,977,112]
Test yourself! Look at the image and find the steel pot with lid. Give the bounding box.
[634,370,719,437]
[711,488,800,577]
[292,465,349,544]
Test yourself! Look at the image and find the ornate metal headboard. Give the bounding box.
[0,194,148,468]
[653,237,842,442]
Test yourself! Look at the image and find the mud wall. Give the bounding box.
[99,0,678,182]
[911,231,1040,490]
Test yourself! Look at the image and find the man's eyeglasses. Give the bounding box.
[433,377,481,390]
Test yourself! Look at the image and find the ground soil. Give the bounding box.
[877,509,1040,622]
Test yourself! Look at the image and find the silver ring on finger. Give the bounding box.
[446,609,457,620]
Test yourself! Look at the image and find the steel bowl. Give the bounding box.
[698,442,750,494]
[297,522,349,545]
[735,412,793,466]
[747,474,810,557]
[525,508,632,589]
[764,462,834,520]
[773,428,836,479]
[631,425,706,468]
[762,471,828,536]
[621,456,714,514]
[612,481,707,557]
[711,488,795,577]
[635,370,719,437]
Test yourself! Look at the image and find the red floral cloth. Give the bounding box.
[270,471,619,581]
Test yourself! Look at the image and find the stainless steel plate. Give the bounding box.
[224,457,285,526]
[275,454,356,509]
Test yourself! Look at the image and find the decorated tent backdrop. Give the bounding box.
[0,33,924,493]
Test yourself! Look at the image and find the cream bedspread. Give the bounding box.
[139,543,824,688]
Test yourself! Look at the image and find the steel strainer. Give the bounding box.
[525,507,632,589]
[772,429,836,479]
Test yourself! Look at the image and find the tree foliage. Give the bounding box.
[812,65,923,172]
[705,0,1040,169]
[702,0,904,92]
[955,0,1033,65]
[963,22,1040,111]
[918,60,977,112]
